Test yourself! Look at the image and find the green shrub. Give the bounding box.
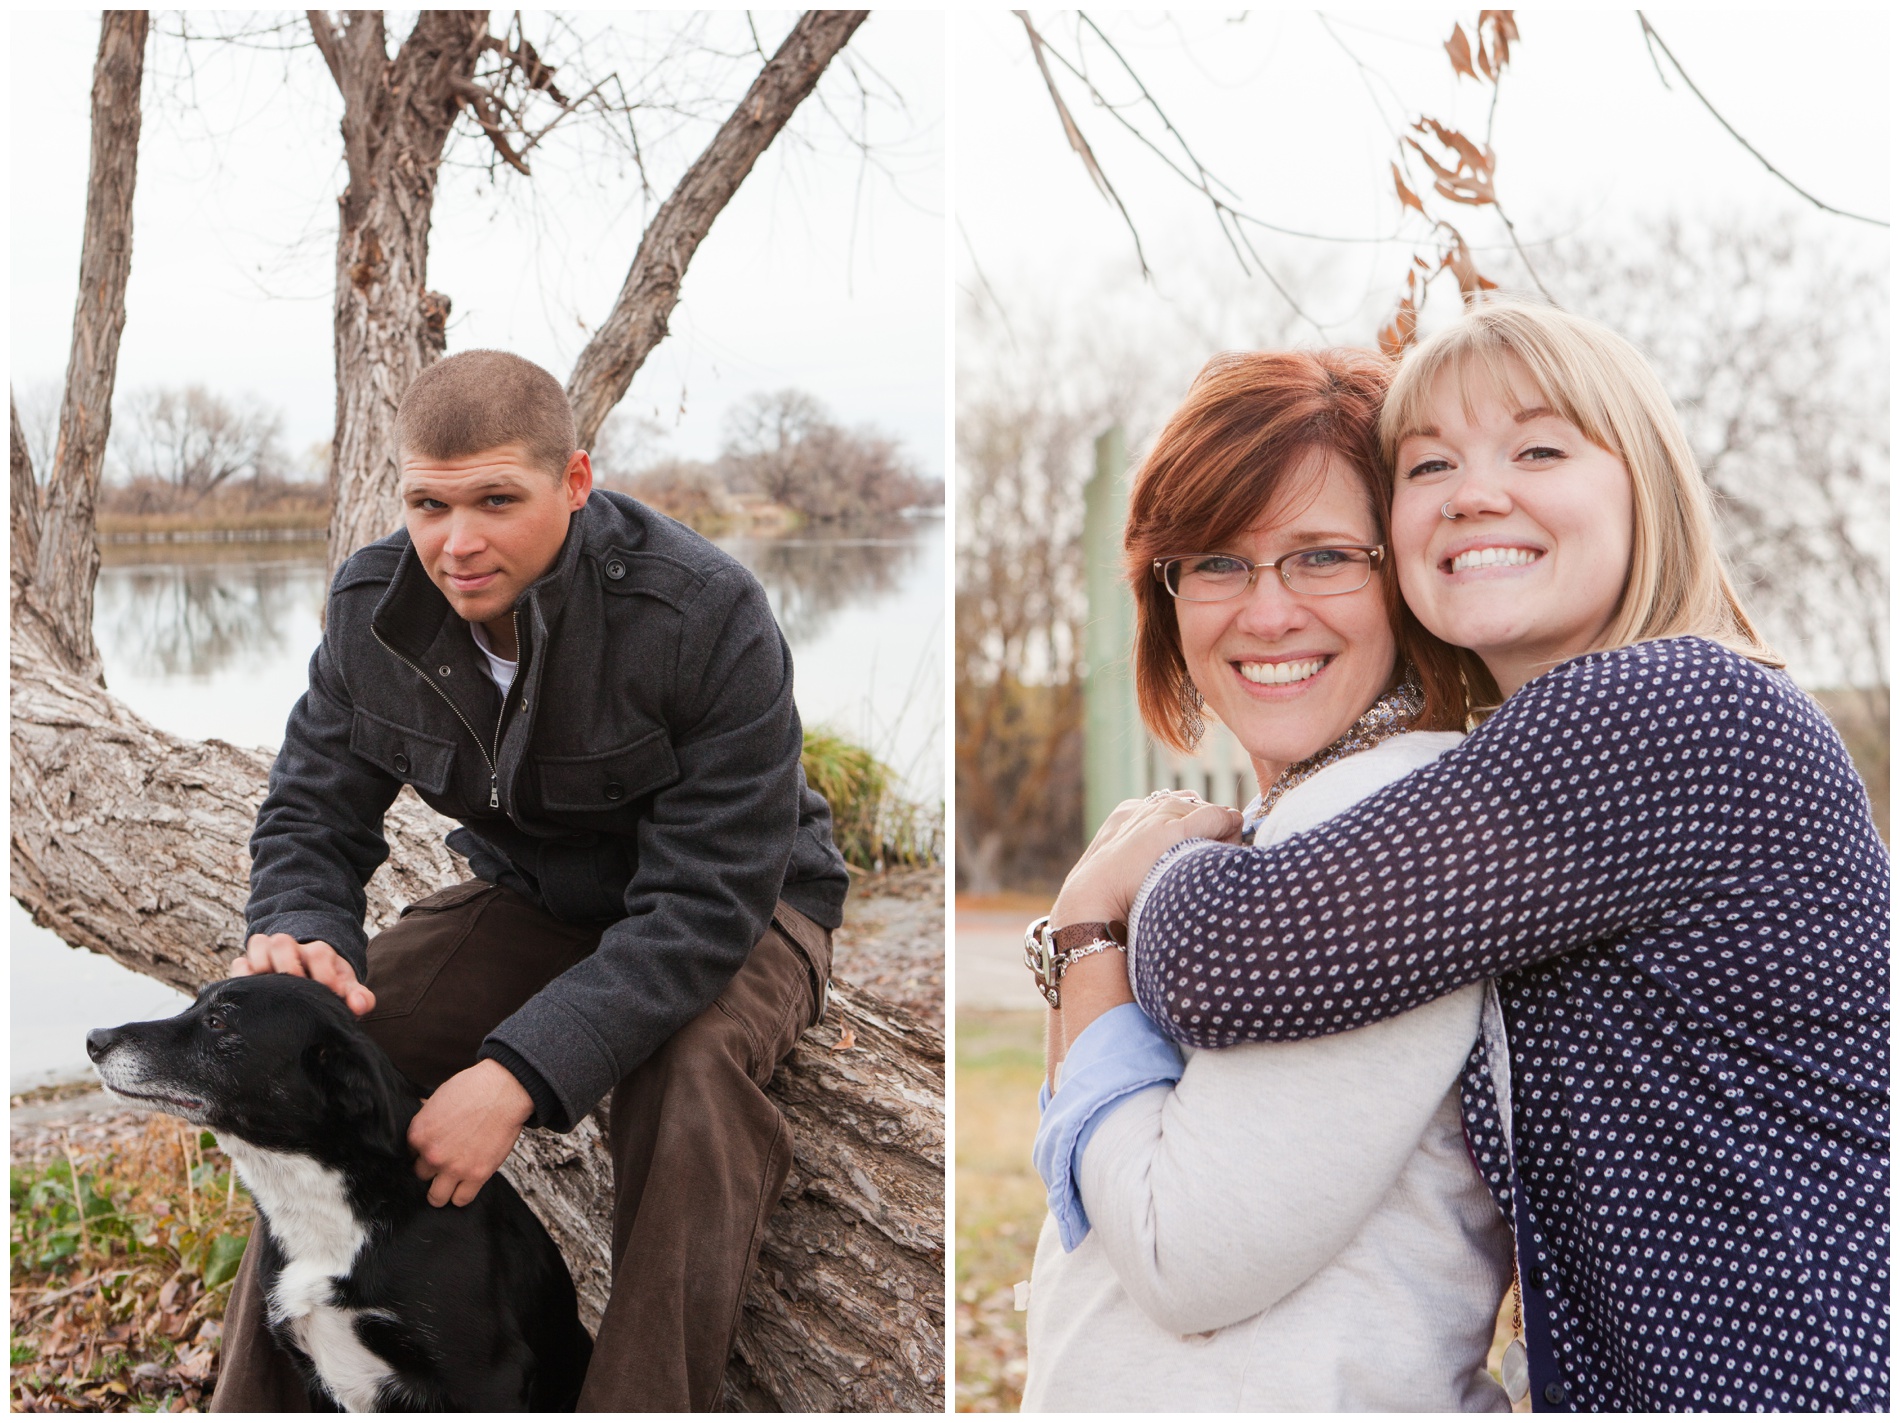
[801,726,941,870]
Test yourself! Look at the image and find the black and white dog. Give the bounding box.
[87,975,592,1412]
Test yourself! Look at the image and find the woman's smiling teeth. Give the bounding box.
[1238,657,1328,686]
[1450,546,1541,574]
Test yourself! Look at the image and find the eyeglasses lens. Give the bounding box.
[1165,549,1372,601]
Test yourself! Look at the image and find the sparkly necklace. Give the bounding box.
[1249,676,1426,827]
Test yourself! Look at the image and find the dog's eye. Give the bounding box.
[205,1013,226,1032]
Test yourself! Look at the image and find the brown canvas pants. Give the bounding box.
[209,880,832,1412]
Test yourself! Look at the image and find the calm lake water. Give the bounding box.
[11,517,943,1088]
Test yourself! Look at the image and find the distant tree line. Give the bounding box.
[598,388,941,529]
[20,379,938,533]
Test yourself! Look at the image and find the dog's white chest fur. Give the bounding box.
[220,1137,396,1413]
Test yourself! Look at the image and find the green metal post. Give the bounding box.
[1083,426,1142,835]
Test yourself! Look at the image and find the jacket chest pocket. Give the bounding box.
[535,728,679,813]
[350,710,457,797]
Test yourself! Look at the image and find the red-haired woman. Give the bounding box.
[1019,349,1517,1411]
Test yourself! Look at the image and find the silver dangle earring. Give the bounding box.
[1179,673,1205,746]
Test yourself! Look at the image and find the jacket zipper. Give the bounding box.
[373,621,513,811]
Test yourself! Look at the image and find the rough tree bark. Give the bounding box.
[31,10,146,678]
[304,9,490,575]
[12,10,941,1409]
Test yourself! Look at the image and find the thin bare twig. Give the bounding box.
[1637,12,1887,228]
[1014,10,1151,277]
[958,218,1019,351]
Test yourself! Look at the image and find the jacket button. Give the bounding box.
[1543,1382,1567,1406]
[604,781,625,801]
[437,664,452,677]
[604,558,626,580]
[393,753,409,774]
[1529,1266,1549,1292]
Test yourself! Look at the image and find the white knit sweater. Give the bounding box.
[1021,732,1513,1413]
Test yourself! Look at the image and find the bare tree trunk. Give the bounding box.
[32,10,147,678]
[305,9,488,574]
[566,10,870,447]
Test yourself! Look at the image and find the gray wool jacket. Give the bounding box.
[246,489,850,1129]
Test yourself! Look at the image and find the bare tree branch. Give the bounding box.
[566,10,870,448]
[1637,13,1888,228]
[1013,10,1151,278]
[34,10,148,681]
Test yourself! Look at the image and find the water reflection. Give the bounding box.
[85,524,941,795]
[96,559,327,682]
[721,518,932,646]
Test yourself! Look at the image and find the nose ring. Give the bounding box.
[1441,502,1464,521]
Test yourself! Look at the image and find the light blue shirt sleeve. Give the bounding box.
[1032,1002,1185,1251]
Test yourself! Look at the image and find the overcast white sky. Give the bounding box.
[11,11,946,477]
[956,10,1889,353]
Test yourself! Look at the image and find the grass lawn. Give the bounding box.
[954,1010,1045,1412]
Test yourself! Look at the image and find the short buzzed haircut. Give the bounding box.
[395,350,577,479]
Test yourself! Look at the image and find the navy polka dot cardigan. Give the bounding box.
[1127,638,1889,1411]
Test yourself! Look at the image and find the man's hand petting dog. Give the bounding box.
[231,933,376,1016]
[410,1060,535,1207]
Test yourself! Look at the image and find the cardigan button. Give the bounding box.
[604,781,625,801]
[1543,1381,1567,1406]
[604,558,626,580]
[393,753,409,774]
[1529,1265,1549,1292]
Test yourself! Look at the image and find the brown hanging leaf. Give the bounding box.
[1378,293,1420,357]
[1481,10,1519,69]
[1419,118,1493,176]
[1443,234,1500,297]
[1432,173,1496,206]
[1445,22,1478,81]
[1392,162,1426,215]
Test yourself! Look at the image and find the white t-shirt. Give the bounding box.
[467,620,517,700]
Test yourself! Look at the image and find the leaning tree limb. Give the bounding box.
[32,10,147,679]
[565,10,870,448]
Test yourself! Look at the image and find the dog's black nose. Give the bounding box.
[86,1027,119,1062]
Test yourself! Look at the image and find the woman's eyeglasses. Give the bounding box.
[1153,545,1384,602]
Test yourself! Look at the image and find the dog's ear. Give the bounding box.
[304,1031,409,1151]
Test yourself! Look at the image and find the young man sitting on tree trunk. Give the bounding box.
[209,349,850,1413]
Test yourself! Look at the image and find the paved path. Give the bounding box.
[956,906,1045,1013]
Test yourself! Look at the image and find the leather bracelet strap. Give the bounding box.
[1024,916,1129,1008]
[1050,920,1128,954]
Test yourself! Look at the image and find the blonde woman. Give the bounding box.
[1054,302,1889,1411]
